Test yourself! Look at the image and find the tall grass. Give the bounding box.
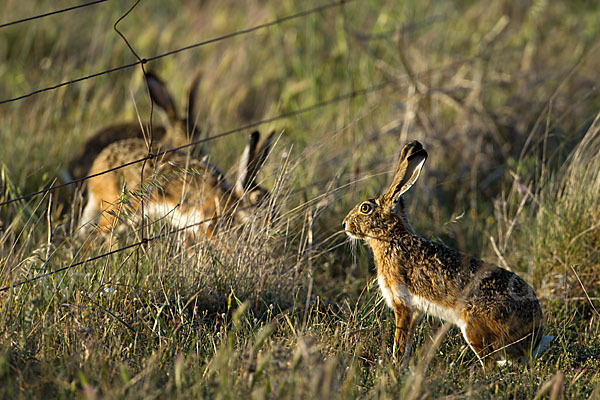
[496,117,600,300]
[1,0,600,398]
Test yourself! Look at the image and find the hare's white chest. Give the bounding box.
[377,276,464,328]
[377,275,395,308]
[145,201,206,230]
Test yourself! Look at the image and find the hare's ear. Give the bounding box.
[145,71,178,122]
[381,141,427,207]
[235,131,274,195]
[253,130,275,176]
[186,68,203,136]
[235,131,260,195]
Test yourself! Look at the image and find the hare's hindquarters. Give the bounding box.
[458,266,544,364]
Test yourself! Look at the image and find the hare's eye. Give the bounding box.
[249,190,267,205]
[249,191,261,204]
[359,202,373,214]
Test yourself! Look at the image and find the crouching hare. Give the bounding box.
[79,131,274,239]
[343,140,551,367]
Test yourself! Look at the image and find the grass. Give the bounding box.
[1,0,600,398]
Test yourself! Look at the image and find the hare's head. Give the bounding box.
[343,141,427,241]
[232,131,275,221]
[145,70,202,146]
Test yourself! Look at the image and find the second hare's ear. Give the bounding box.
[381,140,427,207]
[235,131,260,195]
[145,71,178,122]
[252,130,275,178]
[186,68,203,136]
[235,131,275,195]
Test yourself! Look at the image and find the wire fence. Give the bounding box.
[0,0,453,295]
[0,0,109,29]
[0,0,350,106]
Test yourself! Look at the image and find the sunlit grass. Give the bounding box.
[1,0,600,398]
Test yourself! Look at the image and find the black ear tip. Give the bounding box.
[406,140,423,151]
[250,130,260,140]
[261,130,276,144]
[247,131,260,149]
[401,140,425,160]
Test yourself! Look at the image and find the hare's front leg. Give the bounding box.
[392,301,416,364]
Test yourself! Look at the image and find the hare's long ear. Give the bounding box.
[381,141,427,207]
[251,130,275,179]
[186,68,203,136]
[235,131,260,195]
[235,131,275,195]
[145,71,178,123]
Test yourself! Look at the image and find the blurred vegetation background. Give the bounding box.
[1,0,599,398]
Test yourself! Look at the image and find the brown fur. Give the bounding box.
[343,141,543,366]
[79,131,273,239]
[69,70,203,180]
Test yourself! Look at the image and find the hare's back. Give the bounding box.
[402,237,541,323]
[467,266,542,323]
[70,123,167,180]
[89,138,225,192]
[87,138,158,189]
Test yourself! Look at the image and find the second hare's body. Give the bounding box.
[79,131,273,238]
[343,141,545,366]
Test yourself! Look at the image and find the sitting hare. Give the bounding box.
[343,140,550,366]
[68,70,203,181]
[78,131,273,239]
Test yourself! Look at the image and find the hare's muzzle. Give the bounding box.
[342,215,349,231]
[342,215,355,237]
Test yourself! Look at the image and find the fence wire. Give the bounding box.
[0,49,477,209]
[0,0,109,29]
[0,0,350,106]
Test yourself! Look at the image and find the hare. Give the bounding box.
[67,70,203,181]
[78,130,274,239]
[343,141,550,366]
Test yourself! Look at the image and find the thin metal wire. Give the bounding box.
[0,80,392,208]
[0,0,109,29]
[0,0,350,106]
